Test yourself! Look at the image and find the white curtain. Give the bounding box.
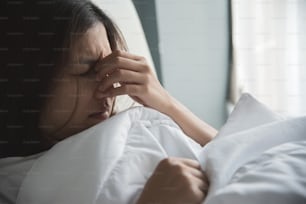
[231,0,306,117]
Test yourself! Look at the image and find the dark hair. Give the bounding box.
[0,0,127,157]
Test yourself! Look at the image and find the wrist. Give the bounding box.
[159,92,178,117]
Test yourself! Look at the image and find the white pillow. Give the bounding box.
[208,141,306,204]
[216,93,284,138]
[200,93,306,204]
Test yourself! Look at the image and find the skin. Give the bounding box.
[137,158,209,204]
[39,23,115,142]
[93,49,214,203]
[94,50,217,146]
[39,22,216,203]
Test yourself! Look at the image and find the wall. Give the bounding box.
[132,0,163,82]
[134,0,230,129]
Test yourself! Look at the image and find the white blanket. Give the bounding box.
[201,94,306,204]
[14,95,306,204]
[16,107,202,204]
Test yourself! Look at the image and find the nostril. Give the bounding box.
[103,99,110,109]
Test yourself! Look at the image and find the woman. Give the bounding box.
[0,0,216,203]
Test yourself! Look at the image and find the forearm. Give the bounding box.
[93,51,216,145]
[162,95,217,146]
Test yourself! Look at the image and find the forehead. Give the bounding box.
[69,23,111,62]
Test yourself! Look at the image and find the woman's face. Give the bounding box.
[39,23,114,142]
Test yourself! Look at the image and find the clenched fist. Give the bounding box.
[137,157,209,204]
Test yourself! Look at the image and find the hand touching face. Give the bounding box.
[93,50,172,114]
[39,23,172,144]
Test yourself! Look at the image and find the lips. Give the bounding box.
[88,110,109,120]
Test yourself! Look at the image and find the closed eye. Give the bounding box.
[79,65,97,76]
[79,58,100,77]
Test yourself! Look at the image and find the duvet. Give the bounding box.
[1,94,306,204]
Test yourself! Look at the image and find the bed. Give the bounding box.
[1,93,306,204]
[1,0,306,203]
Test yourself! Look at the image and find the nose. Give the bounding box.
[96,96,114,110]
[101,98,111,109]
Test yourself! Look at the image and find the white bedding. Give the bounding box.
[201,94,306,204]
[1,94,306,204]
[15,107,202,204]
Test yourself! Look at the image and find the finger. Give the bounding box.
[112,50,144,61]
[97,69,145,92]
[185,166,207,181]
[94,50,145,73]
[191,176,209,193]
[95,57,145,81]
[177,158,202,170]
[193,187,206,203]
[184,174,207,202]
[95,84,142,99]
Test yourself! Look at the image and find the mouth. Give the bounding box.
[88,110,110,120]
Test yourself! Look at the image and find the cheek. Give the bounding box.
[40,77,78,134]
[77,78,97,107]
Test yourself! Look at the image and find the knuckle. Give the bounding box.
[141,64,150,73]
[114,50,122,56]
[172,163,185,175]
[159,158,186,174]
[139,56,146,62]
[142,84,150,93]
[160,158,174,167]
[142,73,150,82]
[114,56,122,64]
[181,171,192,182]
[117,69,124,77]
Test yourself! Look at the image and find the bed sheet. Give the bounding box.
[0,94,305,204]
[201,93,306,204]
[15,107,202,204]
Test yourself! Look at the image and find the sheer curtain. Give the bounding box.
[230,0,306,116]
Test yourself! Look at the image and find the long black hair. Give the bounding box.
[0,0,127,157]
